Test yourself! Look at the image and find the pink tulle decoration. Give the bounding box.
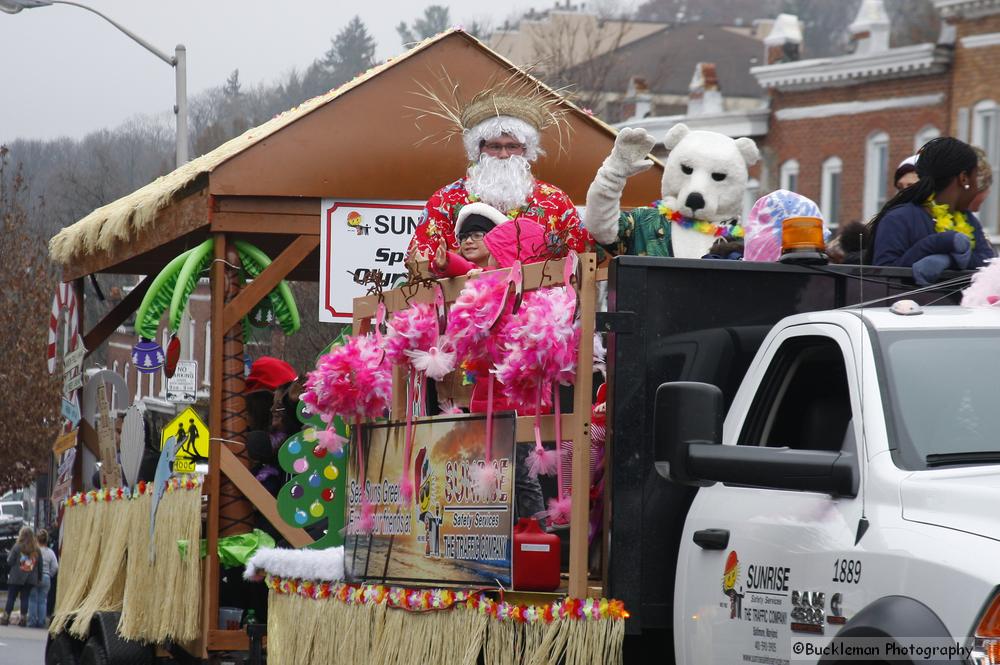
[547,494,572,526]
[301,334,390,422]
[405,346,456,381]
[400,476,414,506]
[446,271,511,364]
[961,258,1000,306]
[314,428,348,456]
[526,445,560,478]
[357,499,375,534]
[494,287,579,412]
[385,303,439,366]
[473,461,497,498]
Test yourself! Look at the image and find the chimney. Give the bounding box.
[764,13,803,64]
[688,63,723,116]
[849,0,890,55]
[624,76,652,121]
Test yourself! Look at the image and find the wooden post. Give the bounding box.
[202,234,227,650]
[568,255,596,598]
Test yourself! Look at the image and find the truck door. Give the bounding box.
[674,323,865,665]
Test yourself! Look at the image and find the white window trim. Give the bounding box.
[821,156,843,227]
[864,131,890,219]
[914,124,940,153]
[780,159,800,192]
[972,100,999,233]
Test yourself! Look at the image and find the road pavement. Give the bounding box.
[0,623,46,663]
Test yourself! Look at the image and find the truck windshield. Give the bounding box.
[879,330,1000,468]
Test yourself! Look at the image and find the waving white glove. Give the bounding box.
[586,128,656,245]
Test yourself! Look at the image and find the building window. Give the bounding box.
[780,159,799,193]
[973,100,999,233]
[864,131,890,219]
[821,157,842,227]
[914,125,940,153]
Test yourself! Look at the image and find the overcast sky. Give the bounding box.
[0,1,538,144]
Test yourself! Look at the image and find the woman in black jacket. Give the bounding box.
[2,526,40,625]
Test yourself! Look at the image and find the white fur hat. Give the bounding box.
[455,202,508,236]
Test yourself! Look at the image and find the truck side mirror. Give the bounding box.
[654,381,723,486]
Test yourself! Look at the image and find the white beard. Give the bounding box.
[466,154,535,212]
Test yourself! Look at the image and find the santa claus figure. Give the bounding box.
[407,85,591,262]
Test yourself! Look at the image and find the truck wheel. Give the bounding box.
[80,637,109,665]
[45,632,82,665]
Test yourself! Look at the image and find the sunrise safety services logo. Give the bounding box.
[346,210,370,236]
[722,550,745,620]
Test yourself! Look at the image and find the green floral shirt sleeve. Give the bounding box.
[609,207,673,257]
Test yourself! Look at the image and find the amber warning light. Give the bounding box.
[780,216,828,265]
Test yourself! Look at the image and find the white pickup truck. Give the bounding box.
[605,257,998,664]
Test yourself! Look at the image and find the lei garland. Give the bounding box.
[926,197,976,248]
[262,575,629,623]
[63,475,202,508]
[653,200,744,239]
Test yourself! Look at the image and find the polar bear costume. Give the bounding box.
[586,124,760,258]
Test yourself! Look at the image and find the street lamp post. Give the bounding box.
[0,0,188,167]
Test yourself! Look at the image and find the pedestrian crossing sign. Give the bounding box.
[160,407,209,473]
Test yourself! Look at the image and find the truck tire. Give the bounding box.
[45,632,82,665]
[87,612,154,665]
[820,595,953,665]
[80,637,109,665]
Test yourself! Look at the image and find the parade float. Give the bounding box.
[43,29,660,664]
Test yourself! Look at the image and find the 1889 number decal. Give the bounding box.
[832,559,861,583]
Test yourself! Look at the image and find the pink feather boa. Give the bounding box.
[446,271,512,364]
[494,286,579,412]
[384,303,439,365]
[962,258,1000,306]
[301,334,390,423]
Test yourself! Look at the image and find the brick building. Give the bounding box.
[752,0,1000,231]
[616,0,1000,234]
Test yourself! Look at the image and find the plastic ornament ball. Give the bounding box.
[294,509,307,525]
[323,464,338,481]
[293,458,308,473]
[322,488,335,502]
[308,472,321,488]
[309,501,324,518]
[288,440,301,455]
[312,445,327,459]
[290,484,304,499]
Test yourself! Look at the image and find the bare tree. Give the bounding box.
[0,146,61,494]
[528,4,636,114]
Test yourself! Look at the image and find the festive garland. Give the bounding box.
[263,575,629,624]
[926,197,976,248]
[63,475,202,508]
[653,200,745,239]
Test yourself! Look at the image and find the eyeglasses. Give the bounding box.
[458,231,486,242]
[481,141,526,155]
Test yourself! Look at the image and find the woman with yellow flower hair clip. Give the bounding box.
[867,137,996,285]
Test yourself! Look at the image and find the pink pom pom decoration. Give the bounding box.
[473,461,498,499]
[314,428,348,456]
[547,494,573,526]
[356,499,375,534]
[301,334,390,423]
[446,271,511,364]
[525,445,560,478]
[494,286,579,413]
[405,346,456,381]
[384,303,439,366]
[961,258,1000,307]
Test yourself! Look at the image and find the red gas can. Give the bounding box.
[512,518,561,591]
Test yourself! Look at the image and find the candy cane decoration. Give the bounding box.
[48,282,79,374]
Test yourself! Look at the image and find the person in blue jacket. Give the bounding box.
[867,137,995,284]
